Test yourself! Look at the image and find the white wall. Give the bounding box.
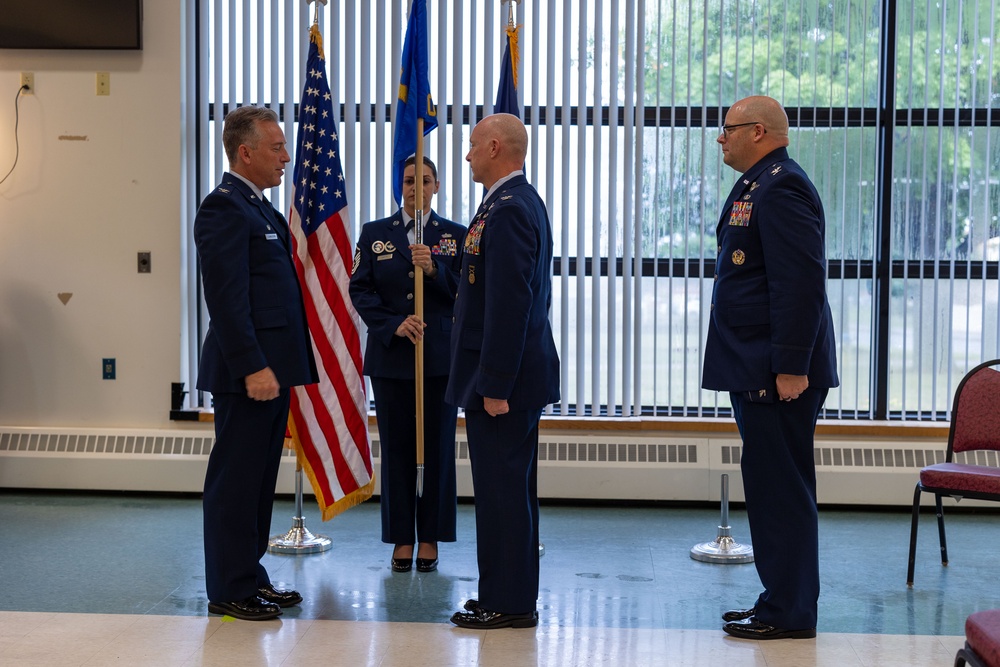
[0,1,183,428]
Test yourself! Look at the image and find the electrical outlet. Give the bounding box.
[137,251,151,273]
[102,358,116,380]
[96,72,110,96]
[20,72,34,94]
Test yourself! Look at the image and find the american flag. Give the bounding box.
[287,23,373,520]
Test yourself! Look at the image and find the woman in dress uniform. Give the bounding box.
[349,156,466,572]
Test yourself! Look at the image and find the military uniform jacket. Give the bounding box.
[702,148,838,395]
[445,174,560,411]
[194,173,319,393]
[350,210,466,379]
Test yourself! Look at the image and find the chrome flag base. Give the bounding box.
[268,467,332,554]
[690,473,754,564]
[268,516,332,554]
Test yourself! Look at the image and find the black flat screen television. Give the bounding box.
[0,0,143,50]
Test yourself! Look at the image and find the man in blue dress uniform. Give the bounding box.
[447,113,560,629]
[195,106,318,620]
[703,96,838,640]
[350,156,466,573]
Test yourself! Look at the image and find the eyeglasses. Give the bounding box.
[719,121,762,137]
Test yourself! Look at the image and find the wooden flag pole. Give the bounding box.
[414,117,426,498]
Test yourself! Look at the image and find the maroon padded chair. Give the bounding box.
[906,359,1000,586]
[955,609,1000,667]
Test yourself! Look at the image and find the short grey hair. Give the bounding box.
[222,105,279,163]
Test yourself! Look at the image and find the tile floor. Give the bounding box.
[0,491,996,666]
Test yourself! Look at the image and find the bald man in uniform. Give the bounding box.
[703,96,838,640]
[447,114,560,630]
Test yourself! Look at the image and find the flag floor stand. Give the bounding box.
[268,467,331,555]
[690,474,754,564]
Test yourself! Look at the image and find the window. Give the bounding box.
[183,0,1000,421]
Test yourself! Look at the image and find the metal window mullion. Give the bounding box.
[280,1,297,215]
[620,0,634,417]
[899,1,917,418]
[558,0,571,415]
[181,0,206,405]
[983,0,998,360]
[576,0,588,414]
[629,0,644,417]
[607,0,619,416]
[374,1,387,220]
[931,0,950,419]
[359,2,372,222]
[591,0,604,415]
[948,0,965,393]
[699,0,714,417]
[433,0,447,215]
[468,0,480,224]
[651,0,664,414]
[529,0,539,172]
[448,1,462,227]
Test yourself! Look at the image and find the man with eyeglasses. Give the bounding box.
[703,96,839,640]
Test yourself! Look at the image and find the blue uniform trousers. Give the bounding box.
[203,390,289,602]
[730,386,828,630]
[465,408,541,615]
[370,375,457,544]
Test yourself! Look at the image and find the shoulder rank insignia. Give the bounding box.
[770,165,783,176]
[501,195,513,200]
[217,187,230,194]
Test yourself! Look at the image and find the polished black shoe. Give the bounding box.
[258,584,302,608]
[416,558,438,573]
[208,595,281,621]
[391,557,413,572]
[450,606,538,629]
[722,606,756,622]
[723,617,816,640]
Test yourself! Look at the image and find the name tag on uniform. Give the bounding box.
[265,233,278,240]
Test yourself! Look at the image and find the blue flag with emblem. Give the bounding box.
[494,22,520,116]
[392,0,437,206]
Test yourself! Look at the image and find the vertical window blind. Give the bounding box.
[182,0,1000,421]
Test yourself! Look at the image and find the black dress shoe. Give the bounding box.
[450,606,538,629]
[208,595,281,621]
[391,557,412,572]
[723,617,816,640]
[416,557,438,572]
[258,584,302,608]
[463,599,479,611]
[722,606,757,622]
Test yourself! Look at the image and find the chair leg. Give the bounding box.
[935,494,948,565]
[907,483,922,586]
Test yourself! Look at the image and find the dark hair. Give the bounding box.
[403,155,438,182]
[222,106,279,163]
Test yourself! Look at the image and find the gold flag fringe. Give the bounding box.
[310,23,325,59]
[506,25,521,90]
[287,412,375,522]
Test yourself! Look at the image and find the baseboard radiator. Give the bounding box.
[1,426,997,507]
